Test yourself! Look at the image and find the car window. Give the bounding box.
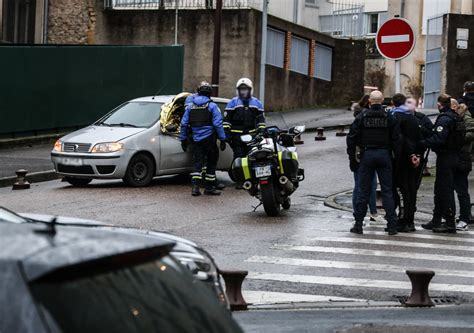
[31,256,241,333]
[99,102,163,128]
[216,102,228,114]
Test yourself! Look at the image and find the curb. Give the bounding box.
[0,170,60,188]
[0,133,66,149]
[247,300,403,311]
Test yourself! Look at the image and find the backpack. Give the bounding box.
[438,112,466,149]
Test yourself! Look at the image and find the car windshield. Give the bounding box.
[30,257,241,333]
[0,207,28,223]
[98,102,163,128]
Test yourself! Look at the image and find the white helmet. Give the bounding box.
[236,78,253,91]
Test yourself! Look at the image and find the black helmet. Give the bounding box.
[464,81,474,92]
[197,81,212,97]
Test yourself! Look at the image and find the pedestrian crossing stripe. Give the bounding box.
[246,256,474,279]
[273,245,474,264]
[242,290,363,305]
[361,230,474,243]
[247,272,474,293]
[308,236,474,252]
[366,224,474,235]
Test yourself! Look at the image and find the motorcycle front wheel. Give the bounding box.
[260,178,280,217]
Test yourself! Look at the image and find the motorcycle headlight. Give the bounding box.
[53,140,62,152]
[91,142,123,153]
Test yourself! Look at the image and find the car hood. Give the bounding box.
[59,125,146,144]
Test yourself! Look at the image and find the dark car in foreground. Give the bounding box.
[0,211,242,333]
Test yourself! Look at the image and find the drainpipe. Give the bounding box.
[293,0,298,24]
[43,0,49,43]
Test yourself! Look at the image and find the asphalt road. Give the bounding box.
[1,131,473,309]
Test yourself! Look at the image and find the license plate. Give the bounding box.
[59,157,83,166]
[255,165,272,178]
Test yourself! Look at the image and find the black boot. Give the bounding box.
[433,217,456,234]
[406,221,416,232]
[204,188,221,196]
[397,219,410,233]
[216,182,226,190]
[191,184,201,196]
[350,222,363,234]
[422,215,441,230]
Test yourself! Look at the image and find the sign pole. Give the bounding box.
[395,60,401,93]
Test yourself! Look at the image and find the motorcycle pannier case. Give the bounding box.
[278,151,299,179]
[231,157,252,183]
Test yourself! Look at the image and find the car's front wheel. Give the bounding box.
[123,153,155,187]
[64,177,92,187]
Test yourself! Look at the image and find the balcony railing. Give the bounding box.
[104,0,258,10]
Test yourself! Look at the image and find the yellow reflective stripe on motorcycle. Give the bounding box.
[291,152,298,160]
[231,129,244,133]
[242,157,251,179]
[278,151,284,174]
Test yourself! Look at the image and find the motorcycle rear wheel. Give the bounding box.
[261,179,280,217]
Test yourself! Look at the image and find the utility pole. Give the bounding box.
[174,0,178,45]
[211,0,223,97]
[259,0,268,103]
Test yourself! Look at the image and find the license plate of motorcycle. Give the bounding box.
[255,166,272,178]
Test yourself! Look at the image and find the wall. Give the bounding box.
[0,45,184,137]
[47,0,93,44]
[443,13,474,97]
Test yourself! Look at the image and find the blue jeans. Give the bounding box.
[354,149,397,229]
[353,170,377,215]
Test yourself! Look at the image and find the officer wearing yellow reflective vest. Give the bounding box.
[224,78,266,160]
[180,82,227,196]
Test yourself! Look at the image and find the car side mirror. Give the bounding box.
[240,134,253,143]
[165,124,178,132]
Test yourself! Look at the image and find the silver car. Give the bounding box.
[51,94,233,187]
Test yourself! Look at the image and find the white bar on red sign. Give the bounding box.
[381,34,410,43]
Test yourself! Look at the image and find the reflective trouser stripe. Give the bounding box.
[278,152,284,174]
[241,158,251,179]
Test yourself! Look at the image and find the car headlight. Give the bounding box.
[91,142,123,153]
[53,140,62,152]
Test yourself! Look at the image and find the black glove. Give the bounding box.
[220,140,226,151]
[349,159,359,172]
[181,141,187,152]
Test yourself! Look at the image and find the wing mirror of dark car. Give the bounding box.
[165,124,178,132]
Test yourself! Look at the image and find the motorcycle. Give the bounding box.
[231,126,305,217]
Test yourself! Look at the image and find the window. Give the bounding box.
[305,0,318,7]
[368,13,379,34]
[2,0,37,43]
[314,43,332,81]
[266,28,285,68]
[290,36,309,75]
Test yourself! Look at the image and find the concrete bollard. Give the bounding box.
[219,269,248,311]
[314,127,326,141]
[294,133,304,145]
[335,124,347,137]
[12,169,30,190]
[404,270,435,307]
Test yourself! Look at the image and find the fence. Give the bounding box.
[0,45,184,137]
[104,0,258,9]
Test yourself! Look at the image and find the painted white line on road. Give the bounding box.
[248,272,474,293]
[309,236,473,252]
[243,290,363,305]
[366,224,474,235]
[274,245,474,264]
[246,256,474,279]
[381,34,410,43]
[362,230,474,243]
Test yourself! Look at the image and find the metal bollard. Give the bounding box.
[12,169,30,190]
[219,269,248,311]
[404,270,435,307]
[335,124,347,137]
[314,127,326,141]
[294,133,304,145]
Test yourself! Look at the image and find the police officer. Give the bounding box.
[458,81,474,117]
[390,94,422,233]
[180,82,227,196]
[347,90,400,235]
[224,78,266,159]
[420,94,464,233]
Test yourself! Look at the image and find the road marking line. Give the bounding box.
[246,256,474,279]
[308,236,473,252]
[248,272,474,293]
[274,245,474,264]
[362,231,474,243]
[242,290,363,305]
[381,34,410,43]
[366,224,474,235]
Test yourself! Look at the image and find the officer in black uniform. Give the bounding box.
[347,90,401,235]
[458,81,474,117]
[420,94,464,233]
[390,94,422,233]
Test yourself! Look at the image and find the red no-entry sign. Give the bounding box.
[376,18,415,60]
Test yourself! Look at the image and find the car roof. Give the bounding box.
[129,95,230,104]
[0,222,175,282]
